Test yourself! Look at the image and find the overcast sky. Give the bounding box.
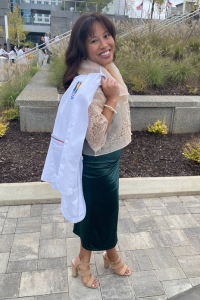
[130,0,183,19]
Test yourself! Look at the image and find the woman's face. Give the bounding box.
[85,21,115,67]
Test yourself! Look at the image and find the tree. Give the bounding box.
[151,0,155,19]
[0,5,29,45]
[155,0,165,19]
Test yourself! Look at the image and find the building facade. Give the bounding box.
[0,0,10,48]
[0,0,129,46]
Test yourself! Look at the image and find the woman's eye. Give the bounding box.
[91,39,97,44]
[105,34,110,38]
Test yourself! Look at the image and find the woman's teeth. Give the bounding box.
[100,51,110,56]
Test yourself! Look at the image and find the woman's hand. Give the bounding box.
[101,77,120,103]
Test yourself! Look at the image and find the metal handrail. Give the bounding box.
[119,8,200,38]
[15,30,71,62]
[136,8,200,36]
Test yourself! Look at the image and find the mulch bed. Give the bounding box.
[0,120,199,183]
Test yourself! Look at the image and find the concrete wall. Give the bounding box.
[16,68,200,133]
[16,65,59,132]
[50,10,80,35]
[129,95,200,133]
[0,0,10,47]
[50,10,130,36]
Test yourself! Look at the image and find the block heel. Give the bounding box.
[71,260,78,277]
[102,251,131,276]
[71,256,99,289]
[103,256,110,268]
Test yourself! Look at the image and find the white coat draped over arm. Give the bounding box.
[41,70,107,223]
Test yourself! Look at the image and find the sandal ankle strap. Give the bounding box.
[75,255,90,267]
[79,269,91,277]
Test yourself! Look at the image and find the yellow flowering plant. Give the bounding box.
[2,107,19,121]
[0,118,9,138]
[147,117,168,134]
[182,141,200,163]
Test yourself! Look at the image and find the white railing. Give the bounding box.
[119,8,200,38]
[15,30,71,64]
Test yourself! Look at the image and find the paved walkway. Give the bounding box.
[1,195,200,299]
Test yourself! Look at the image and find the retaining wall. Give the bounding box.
[16,65,58,132]
[16,67,200,133]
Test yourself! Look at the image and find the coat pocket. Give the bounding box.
[51,144,64,175]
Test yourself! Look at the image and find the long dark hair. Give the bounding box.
[62,12,116,90]
[10,44,16,53]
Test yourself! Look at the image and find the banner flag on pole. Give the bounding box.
[167,1,172,8]
[136,2,143,10]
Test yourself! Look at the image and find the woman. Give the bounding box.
[8,44,17,63]
[17,45,26,64]
[38,36,46,66]
[62,13,132,289]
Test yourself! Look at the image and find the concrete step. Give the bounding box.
[0,176,200,205]
[168,284,200,300]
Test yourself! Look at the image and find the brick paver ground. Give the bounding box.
[1,195,200,299]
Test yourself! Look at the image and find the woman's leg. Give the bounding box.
[106,247,131,275]
[73,244,98,288]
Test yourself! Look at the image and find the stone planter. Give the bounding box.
[16,66,200,133]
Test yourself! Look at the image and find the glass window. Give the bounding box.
[44,18,49,22]
[37,1,42,3]
[30,0,35,3]
[38,18,42,21]
[44,1,49,4]
[37,13,42,16]
[44,14,49,17]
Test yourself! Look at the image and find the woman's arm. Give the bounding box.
[101,77,119,133]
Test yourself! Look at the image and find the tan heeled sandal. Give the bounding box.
[103,251,131,276]
[71,256,99,289]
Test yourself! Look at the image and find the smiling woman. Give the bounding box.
[85,23,115,66]
[62,13,116,90]
[59,12,132,290]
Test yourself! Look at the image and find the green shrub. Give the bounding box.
[47,52,66,89]
[145,60,166,88]
[170,61,196,85]
[147,117,168,134]
[188,40,200,52]
[0,63,39,109]
[29,66,40,77]
[182,141,200,163]
[173,45,184,60]
[0,73,31,108]
[129,75,146,92]
[2,107,20,121]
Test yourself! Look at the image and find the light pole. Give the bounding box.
[183,0,186,14]
[4,14,9,52]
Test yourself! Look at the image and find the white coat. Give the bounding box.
[41,69,107,223]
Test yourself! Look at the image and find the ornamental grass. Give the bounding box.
[0,59,39,109]
[115,20,200,92]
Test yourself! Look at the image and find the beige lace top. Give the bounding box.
[78,59,131,156]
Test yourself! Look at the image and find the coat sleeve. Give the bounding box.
[86,88,108,152]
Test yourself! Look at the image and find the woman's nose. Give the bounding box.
[99,39,107,48]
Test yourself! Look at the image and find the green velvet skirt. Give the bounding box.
[73,149,122,251]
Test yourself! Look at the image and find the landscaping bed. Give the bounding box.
[0,120,200,183]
